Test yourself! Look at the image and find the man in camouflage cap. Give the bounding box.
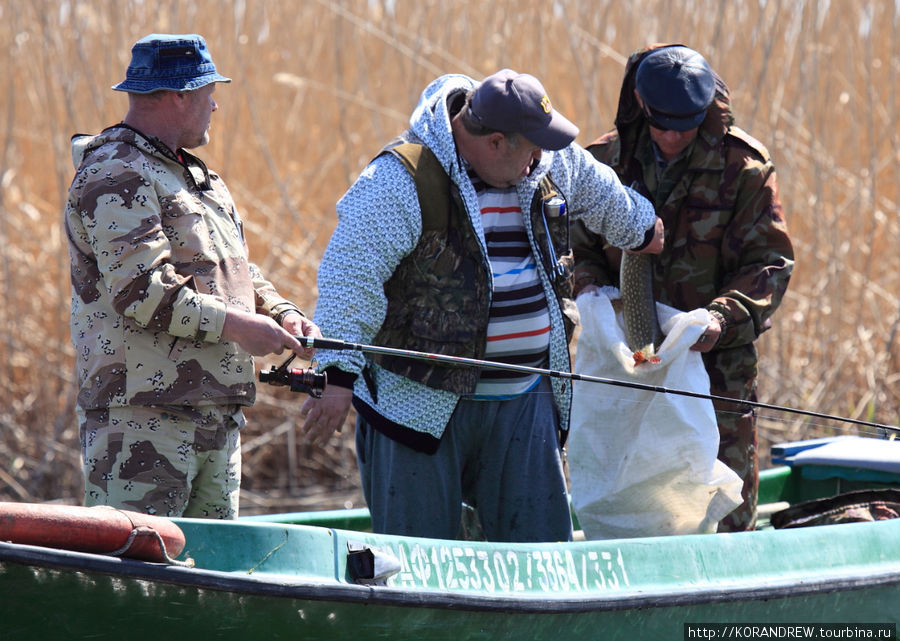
[572,45,794,532]
[65,34,320,518]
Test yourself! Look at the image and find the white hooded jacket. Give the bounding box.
[313,73,656,446]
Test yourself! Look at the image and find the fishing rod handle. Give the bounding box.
[298,336,350,351]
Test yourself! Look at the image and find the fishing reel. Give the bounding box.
[259,354,327,398]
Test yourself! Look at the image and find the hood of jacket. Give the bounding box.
[609,43,734,157]
[70,124,178,171]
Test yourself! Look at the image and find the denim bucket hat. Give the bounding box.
[112,33,231,94]
[634,46,715,131]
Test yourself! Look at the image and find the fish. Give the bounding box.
[620,251,663,365]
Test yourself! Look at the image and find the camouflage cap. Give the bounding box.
[112,33,231,94]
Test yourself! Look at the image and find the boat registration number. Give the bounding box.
[383,541,630,594]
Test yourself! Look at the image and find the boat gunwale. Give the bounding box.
[4,521,900,615]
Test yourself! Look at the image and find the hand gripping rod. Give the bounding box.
[297,336,899,434]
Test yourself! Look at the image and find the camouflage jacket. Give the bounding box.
[572,45,794,395]
[66,124,301,410]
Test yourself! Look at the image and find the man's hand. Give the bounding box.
[690,311,723,353]
[630,217,664,255]
[221,308,308,357]
[300,384,353,447]
[576,283,602,298]
[280,312,322,360]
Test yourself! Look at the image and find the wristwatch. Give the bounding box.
[708,309,728,336]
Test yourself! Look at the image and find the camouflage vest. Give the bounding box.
[372,140,573,395]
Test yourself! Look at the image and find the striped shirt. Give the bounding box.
[472,179,550,399]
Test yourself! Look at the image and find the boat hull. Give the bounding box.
[2,517,899,640]
[2,547,899,641]
[3,456,900,640]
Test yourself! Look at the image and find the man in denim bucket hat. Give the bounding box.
[112,33,231,94]
[65,33,321,519]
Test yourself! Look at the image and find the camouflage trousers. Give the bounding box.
[712,398,758,533]
[78,404,244,519]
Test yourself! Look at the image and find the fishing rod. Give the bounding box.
[292,336,900,434]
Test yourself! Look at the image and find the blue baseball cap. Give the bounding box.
[112,33,231,94]
[470,69,579,150]
[634,46,715,131]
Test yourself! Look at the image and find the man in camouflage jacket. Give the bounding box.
[65,34,319,518]
[572,45,794,531]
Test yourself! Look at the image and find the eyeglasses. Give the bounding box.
[641,103,673,132]
[641,102,708,133]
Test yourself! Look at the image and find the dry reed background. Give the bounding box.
[0,0,897,514]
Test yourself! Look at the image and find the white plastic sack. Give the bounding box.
[568,287,743,540]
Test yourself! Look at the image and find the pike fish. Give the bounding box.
[620,252,663,365]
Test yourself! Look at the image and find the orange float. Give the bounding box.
[0,502,186,563]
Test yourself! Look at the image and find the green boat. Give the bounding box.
[2,436,899,640]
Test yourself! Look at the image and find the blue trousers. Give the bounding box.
[355,377,573,542]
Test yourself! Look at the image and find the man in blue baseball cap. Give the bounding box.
[572,44,794,533]
[65,34,320,519]
[301,66,663,543]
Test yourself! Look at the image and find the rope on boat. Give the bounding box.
[297,336,900,434]
[109,526,195,567]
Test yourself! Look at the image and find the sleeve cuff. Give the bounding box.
[197,295,228,343]
[629,225,656,252]
[272,304,305,325]
[323,366,358,390]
